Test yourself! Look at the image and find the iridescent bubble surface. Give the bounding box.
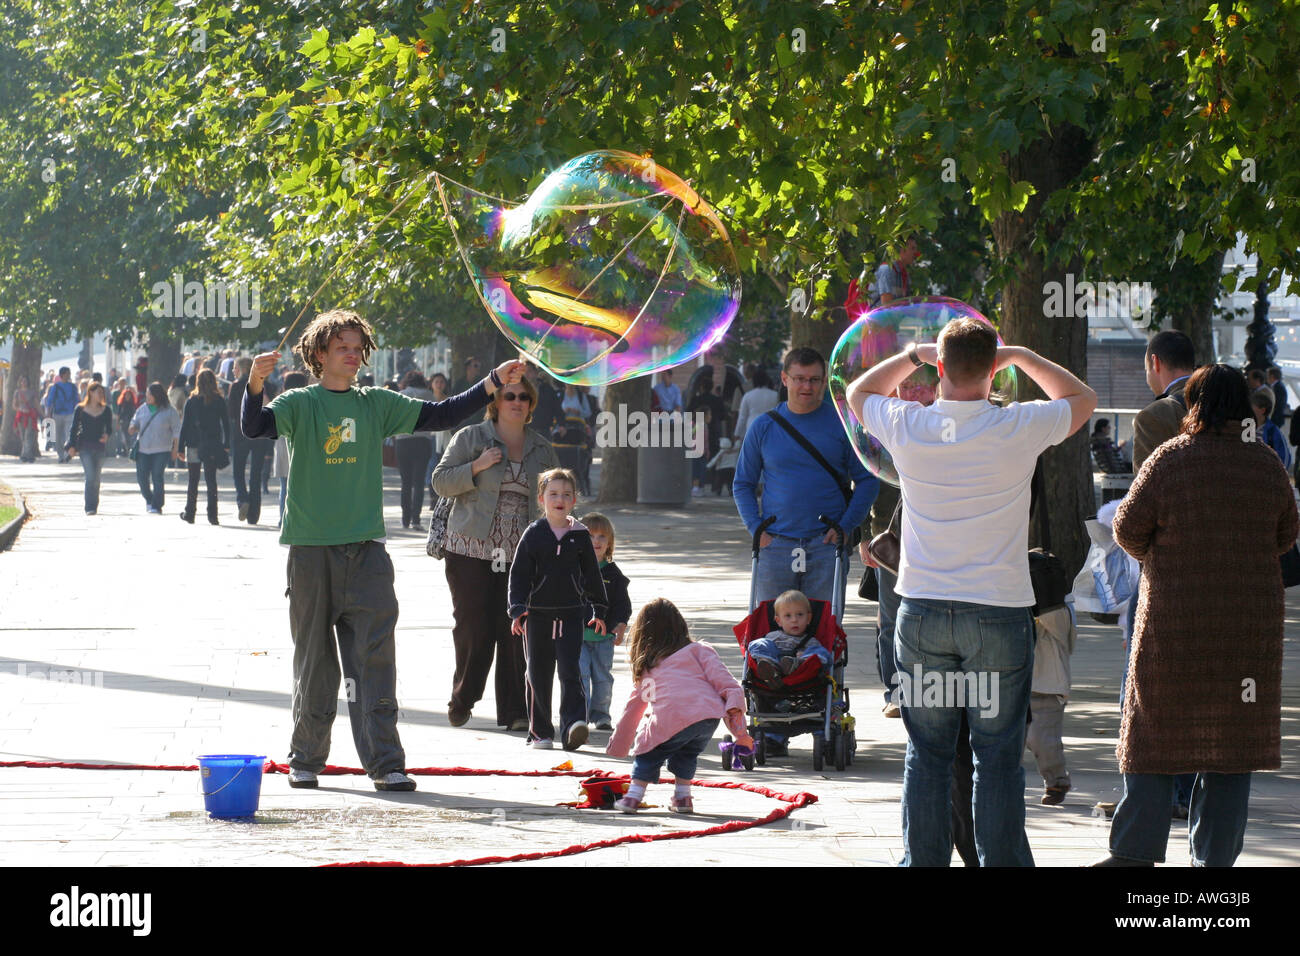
[436,150,741,386]
[829,297,1018,486]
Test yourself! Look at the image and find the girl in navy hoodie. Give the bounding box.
[509,467,608,751]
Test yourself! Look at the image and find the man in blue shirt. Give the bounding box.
[652,369,684,414]
[734,347,877,627]
[44,367,80,463]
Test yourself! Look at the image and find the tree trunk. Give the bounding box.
[450,326,501,387]
[597,374,650,504]
[790,299,850,364]
[0,339,42,457]
[1170,249,1224,365]
[991,125,1095,577]
[145,333,182,398]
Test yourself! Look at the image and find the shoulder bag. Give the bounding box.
[425,494,454,559]
[766,410,863,547]
[766,409,854,505]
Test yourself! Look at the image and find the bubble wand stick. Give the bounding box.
[274,168,439,354]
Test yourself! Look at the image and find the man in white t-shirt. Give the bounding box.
[847,317,1096,866]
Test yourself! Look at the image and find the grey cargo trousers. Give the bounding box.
[286,541,406,777]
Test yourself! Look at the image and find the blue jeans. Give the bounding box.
[631,717,719,783]
[1110,772,1252,866]
[135,451,169,510]
[894,598,1035,867]
[748,637,831,671]
[579,638,615,725]
[754,534,847,608]
[78,446,105,512]
[53,413,74,461]
[876,566,901,703]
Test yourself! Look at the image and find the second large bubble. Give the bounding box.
[828,297,1019,486]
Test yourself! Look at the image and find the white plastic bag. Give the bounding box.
[1071,501,1139,614]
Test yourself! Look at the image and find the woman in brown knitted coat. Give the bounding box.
[1096,364,1298,867]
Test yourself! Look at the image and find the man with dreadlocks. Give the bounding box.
[243,309,525,792]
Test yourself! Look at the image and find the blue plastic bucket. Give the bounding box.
[197,754,267,819]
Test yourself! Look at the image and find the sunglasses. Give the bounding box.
[499,391,531,403]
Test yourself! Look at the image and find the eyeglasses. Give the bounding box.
[787,375,824,387]
[499,391,530,403]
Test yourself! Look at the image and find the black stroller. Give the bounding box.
[726,515,857,771]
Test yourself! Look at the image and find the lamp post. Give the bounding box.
[1244,276,1275,372]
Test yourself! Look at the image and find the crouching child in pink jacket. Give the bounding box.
[606,598,753,814]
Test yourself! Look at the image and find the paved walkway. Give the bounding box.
[1,455,1298,866]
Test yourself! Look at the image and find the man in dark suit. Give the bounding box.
[227,356,273,524]
[1268,367,1288,429]
[1132,330,1196,471]
[1127,328,1197,817]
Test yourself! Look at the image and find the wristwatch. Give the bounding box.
[905,342,924,367]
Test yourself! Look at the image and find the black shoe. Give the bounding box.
[179,511,195,524]
[563,721,589,751]
[1089,854,1154,867]
[288,769,318,789]
[373,771,416,792]
[208,515,219,525]
[448,706,471,727]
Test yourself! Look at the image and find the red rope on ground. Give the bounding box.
[0,759,818,866]
[0,760,202,771]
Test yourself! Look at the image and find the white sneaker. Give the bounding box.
[373,771,416,792]
[288,769,318,789]
[529,738,554,749]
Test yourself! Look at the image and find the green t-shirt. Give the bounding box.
[268,384,422,546]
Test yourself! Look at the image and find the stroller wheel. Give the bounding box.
[834,730,847,771]
[812,737,824,771]
[721,734,733,771]
[754,727,766,766]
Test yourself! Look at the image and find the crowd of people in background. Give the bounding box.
[4,318,1297,865]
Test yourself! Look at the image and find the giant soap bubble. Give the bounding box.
[829,297,1018,486]
[435,151,741,386]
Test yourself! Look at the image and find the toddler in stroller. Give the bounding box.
[733,590,854,770]
[746,590,832,688]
